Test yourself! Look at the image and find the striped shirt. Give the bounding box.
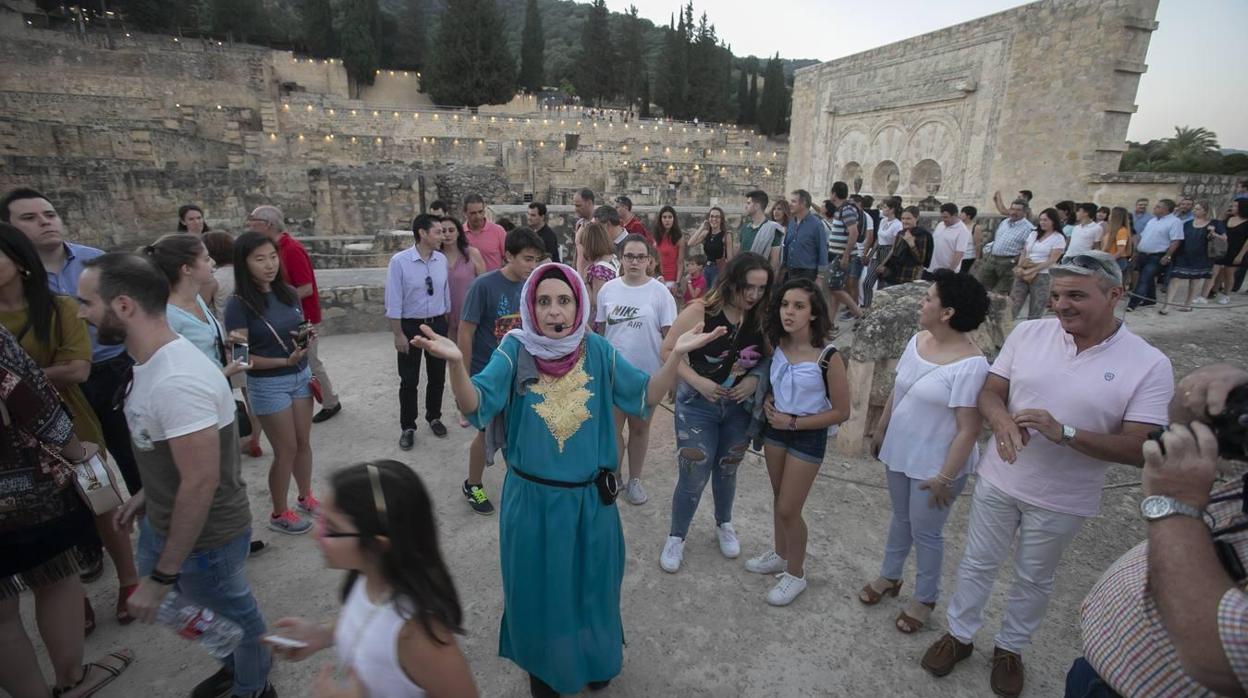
[826,203,859,258]
[1081,478,1248,695]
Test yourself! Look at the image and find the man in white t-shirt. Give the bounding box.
[595,235,677,505]
[927,203,972,275]
[920,251,1173,698]
[1066,202,1104,258]
[76,253,274,698]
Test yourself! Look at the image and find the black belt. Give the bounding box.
[510,467,594,488]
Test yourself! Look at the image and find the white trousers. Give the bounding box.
[945,478,1085,653]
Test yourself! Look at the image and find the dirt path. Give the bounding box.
[23,299,1248,697]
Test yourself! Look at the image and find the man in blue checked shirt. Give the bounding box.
[386,213,452,449]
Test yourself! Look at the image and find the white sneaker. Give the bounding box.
[716,523,740,559]
[660,536,685,573]
[1193,296,1208,305]
[1218,294,1230,305]
[766,572,808,606]
[745,549,787,574]
[625,478,648,505]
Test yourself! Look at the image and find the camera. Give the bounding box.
[1150,385,1248,461]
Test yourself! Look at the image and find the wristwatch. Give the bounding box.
[1139,495,1203,522]
[1060,424,1077,446]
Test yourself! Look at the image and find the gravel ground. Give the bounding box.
[20,295,1248,697]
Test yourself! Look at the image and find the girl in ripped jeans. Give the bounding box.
[658,253,774,574]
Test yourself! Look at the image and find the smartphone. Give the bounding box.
[263,634,308,649]
[294,322,312,350]
[231,342,249,366]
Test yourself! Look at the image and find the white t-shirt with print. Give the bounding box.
[595,277,677,375]
[125,337,234,450]
[1023,230,1068,272]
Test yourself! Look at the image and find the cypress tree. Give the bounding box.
[125,0,179,32]
[744,61,759,125]
[333,0,381,93]
[615,5,645,109]
[518,0,544,92]
[212,0,262,42]
[735,64,749,124]
[639,73,651,118]
[757,53,788,136]
[574,0,613,106]
[302,0,336,57]
[426,0,516,107]
[390,0,427,71]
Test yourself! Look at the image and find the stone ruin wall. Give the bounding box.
[0,13,789,250]
[786,0,1162,209]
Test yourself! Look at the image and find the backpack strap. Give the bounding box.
[818,345,838,398]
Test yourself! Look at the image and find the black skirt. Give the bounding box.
[1,487,94,594]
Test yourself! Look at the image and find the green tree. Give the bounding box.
[519,0,544,92]
[387,0,426,70]
[302,0,337,57]
[1164,126,1220,161]
[333,0,381,93]
[123,0,180,32]
[574,0,613,106]
[655,10,689,119]
[614,6,646,110]
[735,64,749,124]
[425,0,516,107]
[639,73,651,118]
[757,53,789,136]
[212,0,263,42]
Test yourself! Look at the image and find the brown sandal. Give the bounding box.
[858,577,903,605]
[896,601,936,634]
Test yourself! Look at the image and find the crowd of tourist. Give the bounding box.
[0,177,1246,698]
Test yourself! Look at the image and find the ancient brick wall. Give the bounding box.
[786,0,1161,209]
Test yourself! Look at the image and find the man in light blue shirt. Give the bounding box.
[1132,198,1154,233]
[385,213,452,448]
[0,187,142,495]
[782,189,828,281]
[1128,199,1185,311]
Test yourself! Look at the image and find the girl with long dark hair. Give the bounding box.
[745,278,849,606]
[224,232,317,535]
[660,252,774,574]
[0,224,141,629]
[177,204,209,235]
[1010,208,1066,319]
[270,460,477,697]
[653,206,685,297]
[687,207,735,288]
[441,215,486,428]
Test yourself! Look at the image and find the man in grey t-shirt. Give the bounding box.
[77,253,273,698]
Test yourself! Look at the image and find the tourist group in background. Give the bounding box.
[1,178,1246,698]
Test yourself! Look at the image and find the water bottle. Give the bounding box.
[156,591,244,659]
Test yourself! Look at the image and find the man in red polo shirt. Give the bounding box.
[462,194,507,271]
[246,205,343,423]
[616,196,652,244]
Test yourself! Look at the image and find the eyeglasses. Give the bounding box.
[425,275,434,296]
[622,254,650,263]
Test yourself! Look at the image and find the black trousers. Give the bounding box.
[79,352,141,495]
[398,315,447,429]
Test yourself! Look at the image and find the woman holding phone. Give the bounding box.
[225,232,317,535]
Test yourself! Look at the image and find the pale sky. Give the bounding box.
[623,0,1246,149]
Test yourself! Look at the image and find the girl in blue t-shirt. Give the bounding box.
[224,232,317,535]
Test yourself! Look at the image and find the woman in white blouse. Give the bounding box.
[862,269,991,634]
[1010,208,1067,320]
[862,196,903,308]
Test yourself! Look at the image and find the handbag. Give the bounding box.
[1208,225,1229,260]
[0,398,122,515]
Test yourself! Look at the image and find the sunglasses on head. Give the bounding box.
[1065,254,1118,278]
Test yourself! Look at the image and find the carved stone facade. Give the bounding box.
[786,0,1160,208]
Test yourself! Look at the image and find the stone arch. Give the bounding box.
[830,126,870,190]
[872,160,901,196]
[910,159,943,197]
[869,123,907,164]
[841,161,862,185]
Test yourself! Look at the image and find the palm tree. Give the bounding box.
[1164,126,1220,161]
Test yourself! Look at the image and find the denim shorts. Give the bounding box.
[763,424,828,464]
[847,254,864,278]
[246,366,312,416]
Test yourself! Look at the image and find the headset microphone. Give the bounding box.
[553,323,566,332]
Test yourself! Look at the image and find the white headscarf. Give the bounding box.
[506,262,591,367]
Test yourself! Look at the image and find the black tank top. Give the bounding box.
[703,230,726,262]
[688,307,765,386]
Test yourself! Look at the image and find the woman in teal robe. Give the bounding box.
[412,263,725,696]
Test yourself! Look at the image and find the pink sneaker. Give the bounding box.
[268,510,312,535]
[296,494,320,515]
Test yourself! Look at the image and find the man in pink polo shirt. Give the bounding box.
[462,193,507,271]
[921,250,1174,698]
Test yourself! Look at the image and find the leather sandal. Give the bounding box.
[858,577,902,606]
[53,649,135,697]
[896,600,936,634]
[116,584,138,625]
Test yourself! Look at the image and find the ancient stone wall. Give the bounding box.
[1087,172,1241,213]
[787,0,1160,209]
[0,18,788,248]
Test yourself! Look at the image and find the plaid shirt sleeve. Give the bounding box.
[1218,588,1248,690]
